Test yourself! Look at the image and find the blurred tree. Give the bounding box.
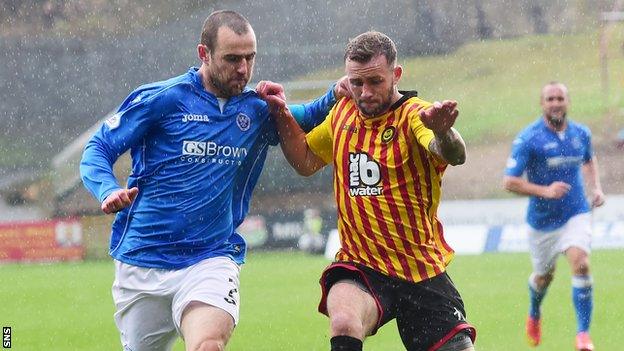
[530,4,549,34]
[476,0,492,39]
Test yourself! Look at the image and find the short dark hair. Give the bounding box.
[344,31,397,66]
[201,10,251,52]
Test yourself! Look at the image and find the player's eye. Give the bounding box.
[547,97,564,102]
[349,80,363,87]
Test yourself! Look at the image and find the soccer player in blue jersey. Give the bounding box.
[503,82,605,351]
[80,10,343,351]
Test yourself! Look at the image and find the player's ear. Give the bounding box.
[393,65,402,85]
[197,44,210,65]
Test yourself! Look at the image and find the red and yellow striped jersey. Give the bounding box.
[306,92,454,283]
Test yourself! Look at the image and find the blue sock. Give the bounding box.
[528,274,547,319]
[572,275,593,333]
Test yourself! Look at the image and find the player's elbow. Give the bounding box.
[447,153,466,166]
[294,166,317,177]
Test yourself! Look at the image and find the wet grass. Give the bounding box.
[1,249,623,350]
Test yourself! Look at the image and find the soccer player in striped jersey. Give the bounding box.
[260,31,475,351]
[504,82,605,351]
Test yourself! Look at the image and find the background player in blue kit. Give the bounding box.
[503,82,605,351]
[80,10,343,351]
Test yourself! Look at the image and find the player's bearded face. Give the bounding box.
[355,84,394,117]
[346,56,398,118]
[208,61,253,98]
[208,27,256,98]
[541,85,569,128]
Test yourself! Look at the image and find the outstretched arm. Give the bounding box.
[419,100,466,165]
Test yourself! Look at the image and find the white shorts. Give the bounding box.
[528,212,592,275]
[112,256,241,351]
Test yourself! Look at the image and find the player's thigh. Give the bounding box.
[173,257,241,347]
[560,213,592,271]
[436,330,475,351]
[327,280,379,337]
[396,273,475,351]
[180,301,234,350]
[112,262,177,351]
[528,227,561,275]
[114,294,178,351]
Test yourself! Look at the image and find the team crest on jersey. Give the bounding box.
[236,113,251,131]
[105,113,121,130]
[381,126,396,144]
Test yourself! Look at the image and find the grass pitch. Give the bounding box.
[1,250,623,350]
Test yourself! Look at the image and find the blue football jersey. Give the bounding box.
[505,117,593,231]
[80,67,335,268]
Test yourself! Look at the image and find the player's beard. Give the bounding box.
[209,71,250,98]
[546,112,566,130]
[356,87,394,118]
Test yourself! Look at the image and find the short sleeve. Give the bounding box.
[407,99,435,150]
[505,135,530,177]
[306,114,333,164]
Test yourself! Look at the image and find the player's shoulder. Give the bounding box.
[235,87,270,112]
[398,92,431,123]
[512,119,542,146]
[326,96,356,118]
[129,70,195,105]
[567,119,592,136]
[402,91,431,109]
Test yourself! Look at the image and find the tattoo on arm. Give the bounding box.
[429,128,466,166]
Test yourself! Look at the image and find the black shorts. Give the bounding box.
[318,262,476,351]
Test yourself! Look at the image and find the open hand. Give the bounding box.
[419,100,459,134]
[102,187,139,214]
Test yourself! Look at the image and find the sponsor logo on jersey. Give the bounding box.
[506,157,517,169]
[546,155,583,168]
[181,140,248,165]
[348,152,383,196]
[182,141,206,156]
[543,142,558,150]
[105,113,121,130]
[236,113,251,131]
[381,126,396,143]
[182,114,211,123]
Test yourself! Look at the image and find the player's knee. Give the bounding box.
[533,273,553,289]
[572,259,590,275]
[330,310,364,337]
[188,338,226,351]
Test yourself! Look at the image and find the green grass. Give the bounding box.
[2,250,623,350]
[292,25,624,143]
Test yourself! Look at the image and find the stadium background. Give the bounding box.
[1,1,624,350]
